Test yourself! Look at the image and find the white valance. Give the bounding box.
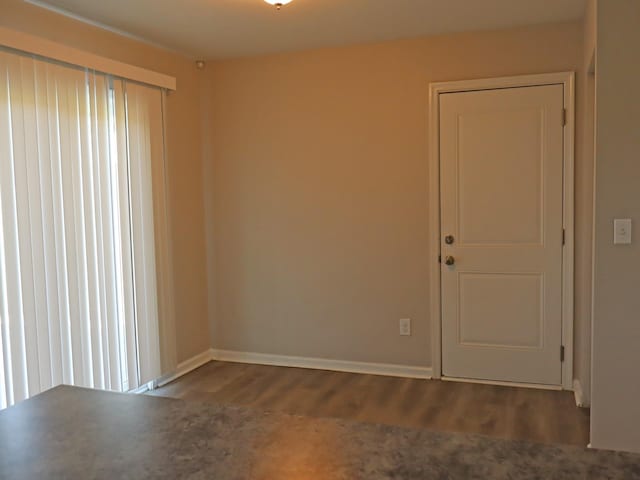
[0,27,176,91]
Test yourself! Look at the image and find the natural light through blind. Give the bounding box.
[0,47,173,408]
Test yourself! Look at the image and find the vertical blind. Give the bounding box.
[0,47,175,409]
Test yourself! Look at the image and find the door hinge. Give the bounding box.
[438,254,442,264]
[562,108,567,127]
[560,345,565,362]
[562,229,566,245]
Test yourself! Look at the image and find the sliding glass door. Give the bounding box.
[0,47,173,408]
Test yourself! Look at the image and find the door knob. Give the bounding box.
[444,235,455,245]
[444,256,455,266]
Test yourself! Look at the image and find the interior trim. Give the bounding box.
[156,349,215,388]
[152,348,434,390]
[211,349,433,380]
[0,26,176,90]
[428,72,576,391]
[573,378,588,408]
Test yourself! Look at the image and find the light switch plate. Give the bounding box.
[614,219,632,245]
[399,318,411,336]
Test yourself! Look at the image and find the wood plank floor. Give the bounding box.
[149,361,590,447]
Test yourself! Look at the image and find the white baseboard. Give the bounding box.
[210,349,433,380]
[130,383,153,394]
[156,349,215,388]
[151,348,431,390]
[573,378,589,408]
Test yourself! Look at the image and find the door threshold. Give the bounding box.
[441,376,564,391]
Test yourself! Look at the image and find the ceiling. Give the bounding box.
[27,0,587,59]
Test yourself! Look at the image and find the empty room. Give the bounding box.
[0,0,639,478]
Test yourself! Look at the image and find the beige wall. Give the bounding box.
[1,0,594,390]
[0,0,210,363]
[203,23,585,367]
[590,0,640,453]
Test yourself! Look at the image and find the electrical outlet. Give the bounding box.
[399,318,411,336]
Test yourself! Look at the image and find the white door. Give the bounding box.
[440,84,564,386]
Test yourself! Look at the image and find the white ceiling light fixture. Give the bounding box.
[264,0,293,11]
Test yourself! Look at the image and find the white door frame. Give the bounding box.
[428,72,575,390]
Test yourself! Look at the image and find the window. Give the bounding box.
[0,47,172,408]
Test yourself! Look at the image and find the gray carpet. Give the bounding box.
[1,386,639,479]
